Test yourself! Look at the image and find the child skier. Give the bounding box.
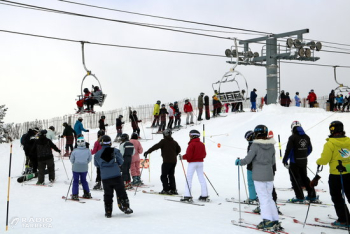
[92,130,104,190]
[157,104,168,133]
[174,101,182,129]
[70,136,92,200]
[119,133,135,189]
[180,130,209,202]
[130,132,144,186]
[94,135,133,217]
[114,115,124,142]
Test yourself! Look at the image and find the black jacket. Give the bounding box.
[146,136,181,163]
[32,136,60,161]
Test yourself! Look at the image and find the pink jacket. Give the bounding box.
[130,139,143,163]
[91,140,102,155]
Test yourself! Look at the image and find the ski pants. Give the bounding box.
[133,127,140,136]
[174,118,181,127]
[198,108,203,120]
[102,176,128,204]
[121,156,132,182]
[251,102,256,111]
[152,115,160,126]
[184,162,208,197]
[330,101,335,111]
[116,126,123,138]
[158,120,166,131]
[247,170,257,200]
[186,112,194,124]
[168,117,174,129]
[96,167,101,182]
[254,181,279,221]
[329,173,350,223]
[289,163,316,199]
[72,171,89,195]
[130,160,141,177]
[37,158,55,183]
[161,162,177,191]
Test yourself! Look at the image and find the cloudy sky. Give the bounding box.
[1,0,350,123]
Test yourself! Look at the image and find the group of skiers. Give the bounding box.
[76,86,104,113]
[329,89,350,112]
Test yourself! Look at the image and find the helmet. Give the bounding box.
[39,130,47,136]
[291,121,301,130]
[100,135,112,145]
[94,86,99,91]
[281,90,284,93]
[169,103,174,106]
[185,99,189,103]
[78,117,83,120]
[161,104,165,107]
[97,130,105,137]
[83,88,89,93]
[131,132,138,140]
[200,92,204,96]
[77,137,85,147]
[101,115,106,119]
[156,100,161,104]
[163,129,172,137]
[329,121,344,135]
[133,110,137,113]
[254,125,268,138]
[286,92,289,95]
[189,129,200,138]
[120,133,129,141]
[62,122,68,127]
[296,92,299,95]
[119,115,123,118]
[244,130,254,141]
[49,126,55,131]
[174,101,178,104]
[311,89,314,92]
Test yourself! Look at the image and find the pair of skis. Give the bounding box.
[62,195,100,203]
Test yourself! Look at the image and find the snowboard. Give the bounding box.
[204,95,210,120]
[17,172,38,183]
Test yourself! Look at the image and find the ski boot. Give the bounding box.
[124,181,133,190]
[287,197,305,203]
[180,196,193,202]
[257,220,280,230]
[169,189,179,195]
[120,199,133,214]
[131,176,141,186]
[305,195,321,204]
[190,122,194,124]
[244,198,259,204]
[83,190,92,199]
[252,206,261,214]
[198,196,210,202]
[159,190,171,195]
[93,181,102,190]
[71,194,79,201]
[105,203,113,218]
[36,181,45,186]
[332,220,350,227]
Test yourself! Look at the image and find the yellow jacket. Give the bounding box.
[153,104,160,115]
[317,137,350,175]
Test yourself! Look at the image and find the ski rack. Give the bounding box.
[213,38,249,104]
[78,41,107,107]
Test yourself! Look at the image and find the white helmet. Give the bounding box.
[77,137,85,147]
[291,121,301,130]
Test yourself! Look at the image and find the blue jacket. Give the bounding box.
[74,120,87,136]
[250,91,257,102]
[295,95,301,107]
[70,146,92,172]
[94,145,124,180]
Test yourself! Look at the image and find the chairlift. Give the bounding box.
[76,42,107,113]
[333,66,350,96]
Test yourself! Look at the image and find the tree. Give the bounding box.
[0,105,10,143]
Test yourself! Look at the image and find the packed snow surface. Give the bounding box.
[0,105,348,233]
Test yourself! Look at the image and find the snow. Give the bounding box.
[0,105,347,233]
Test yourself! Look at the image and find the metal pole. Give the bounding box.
[203,172,219,196]
[179,155,192,198]
[6,143,13,231]
[65,177,73,202]
[240,166,249,200]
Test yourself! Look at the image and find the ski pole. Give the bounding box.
[288,167,304,199]
[134,161,146,196]
[278,135,282,160]
[140,121,146,140]
[149,154,151,183]
[6,143,13,231]
[307,166,324,184]
[238,158,242,224]
[203,172,219,196]
[179,154,192,198]
[240,166,249,200]
[60,153,69,180]
[203,124,205,145]
[65,177,73,202]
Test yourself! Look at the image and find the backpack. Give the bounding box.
[20,133,28,146]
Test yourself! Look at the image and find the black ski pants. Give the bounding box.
[37,158,55,183]
[152,115,160,127]
[96,167,101,182]
[198,108,203,120]
[289,163,316,199]
[102,176,128,204]
[121,156,132,182]
[158,120,166,131]
[168,117,174,129]
[329,173,350,223]
[174,118,181,127]
[330,101,335,112]
[161,162,177,191]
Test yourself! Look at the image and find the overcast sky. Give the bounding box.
[1,0,350,123]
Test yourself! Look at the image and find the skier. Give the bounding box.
[295,92,301,107]
[32,130,61,185]
[61,122,76,156]
[114,115,124,142]
[279,90,287,106]
[90,86,103,112]
[316,121,350,227]
[282,121,317,203]
[144,129,181,194]
[119,133,135,189]
[250,88,257,112]
[151,100,161,127]
[244,130,258,204]
[23,128,39,174]
[197,92,204,121]
[329,90,335,112]
[157,104,168,133]
[46,126,57,141]
[82,87,93,112]
[306,89,317,108]
[70,136,92,200]
[94,135,133,217]
[74,117,89,137]
[174,101,182,129]
[167,103,175,129]
[180,130,209,202]
[98,115,108,131]
[184,99,194,124]
[129,132,144,186]
[129,109,141,137]
[285,92,292,107]
[235,125,282,231]
[92,130,105,190]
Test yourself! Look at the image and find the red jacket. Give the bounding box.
[307,92,317,103]
[183,138,206,162]
[184,102,193,113]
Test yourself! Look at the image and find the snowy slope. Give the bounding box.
[0,105,348,233]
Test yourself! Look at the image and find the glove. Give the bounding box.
[86,142,90,149]
[235,159,241,166]
[86,130,90,132]
[310,174,321,188]
[122,122,125,124]
[58,150,61,154]
[283,162,289,169]
[144,152,148,159]
[105,124,108,126]
[178,154,183,160]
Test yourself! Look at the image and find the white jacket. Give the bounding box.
[46,129,57,140]
[168,107,174,118]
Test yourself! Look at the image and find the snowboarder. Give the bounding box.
[157,104,168,133]
[92,130,105,190]
[184,99,194,124]
[197,92,204,121]
[151,100,161,127]
[235,125,282,231]
[32,130,61,185]
[70,136,92,200]
[250,88,257,112]
[168,103,175,129]
[119,133,135,189]
[144,129,181,195]
[174,101,182,129]
[98,115,108,131]
[180,130,208,202]
[129,109,141,136]
[130,132,144,186]
[316,121,350,227]
[283,121,317,203]
[94,135,133,218]
[114,115,124,142]
[61,122,76,156]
